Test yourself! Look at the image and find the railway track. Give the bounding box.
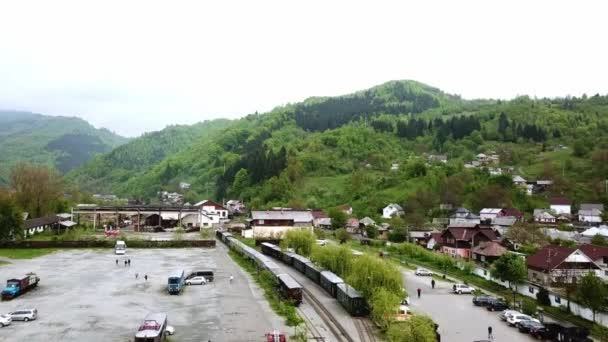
[353,318,377,342]
[302,287,355,342]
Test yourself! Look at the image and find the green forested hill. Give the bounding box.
[69,80,608,220]
[0,111,128,184]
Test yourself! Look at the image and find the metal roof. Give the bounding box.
[337,283,363,298]
[321,271,344,284]
[277,274,301,289]
[251,210,314,222]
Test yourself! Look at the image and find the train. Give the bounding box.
[218,231,302,305]
[258,240,370,317]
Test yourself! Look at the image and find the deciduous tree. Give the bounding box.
[0,191,23,240]
[10,163,63,217]
[577,272,608,322]
[491,253,527,306]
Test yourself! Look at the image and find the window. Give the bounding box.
[529,286,535,294]
[259,220,264,225]
[554,296,561,304]
[483,270,487,276]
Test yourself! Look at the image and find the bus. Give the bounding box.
[134,312,168,342]
[167,270,185,295]
[115,240,127,255]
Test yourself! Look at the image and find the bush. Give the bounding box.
[313,228,327,240]
[335,228,351,244]
[199,229,213,239]
[281,229,315,256]
[536,287,551,306]
[522,299,537,315]
[310,244,353,277]
[387,315,437,342]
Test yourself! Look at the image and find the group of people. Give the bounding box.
[115,259,148,281]
[416,279,436,298]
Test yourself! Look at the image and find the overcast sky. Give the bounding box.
[1,1,606,137]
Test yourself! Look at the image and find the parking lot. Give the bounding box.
[0,247,288,341]
[403,269,536,342]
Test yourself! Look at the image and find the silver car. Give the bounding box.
[9,309,37,322]
[0,314,11,327]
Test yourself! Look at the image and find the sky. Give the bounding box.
[0,0,607,137]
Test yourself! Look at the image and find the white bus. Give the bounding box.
[115,240,127,255]
[134,312,168,342]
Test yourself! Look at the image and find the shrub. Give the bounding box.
[536,287,551,306]
[281,229,315,256]
[522,299,537,315]
[335,228,351,244]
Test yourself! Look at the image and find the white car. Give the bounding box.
[507,314,539,327]
[415,267,433,276]
[166,325,175,335]
[500,309,520,321]
[452,284,475,294]
[185,276,207,285]
[0,314,11,327]
[9,309,37,322]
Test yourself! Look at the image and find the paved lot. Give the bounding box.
[403,269,536,342]
[0,248,288,342]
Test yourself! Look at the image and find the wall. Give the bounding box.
[471,265,608,326]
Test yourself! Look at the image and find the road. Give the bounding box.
[403,269,536,342]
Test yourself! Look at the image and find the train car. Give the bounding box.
[262,260,282,277]
[277,273,302,305]
[292,255,311,274]
[304,262,323,284]
[215,230,222,239]
[336,283,370,317]
[281,251,295,266]
[320,271,344,298]
[261,242,282,259]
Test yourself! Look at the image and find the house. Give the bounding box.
[339,205,353,216]
[534,209,556,224]
[377,223,390,240]
[542,228,578,242]
[440,225,499,259]
[533,180,553,194]
[194,200,229,219]
[488,167,502,176]
[410,230,435,246]
[476,153,488,162]
[491,216,517,235]
[250,210,314,240]
[360,217,376,227]
[226,200,247,215]
[449,208,481,225]
[578,209,603,223]
[158,191,183,206]
[480,208,505,221]
[316,218,332,229]
[312,210,330,228]
[579,244,608,279]
[428,154,448,164]
[581,226,608,238]
[512,175,527,187]
[439,203,453,211]
[346,218,360,234]
[383,203,404,219]
[471,241,507,264]
[502,208,524,222]
[427,232,443,250]
[580,203,605,212]
[23,215,72,237]
[527,245,601,285]
[550,197,572,215]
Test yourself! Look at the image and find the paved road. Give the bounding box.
[403,269,536,342]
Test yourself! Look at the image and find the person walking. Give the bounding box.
[488,326,493,340]
[124,260,127,267]
[431,279,436,289]
[417,288,421,298]
[116,259,118,265]
[135,273,139,280]
[144,274,148,281]
[128,259,131,266]
[229,275,234,283]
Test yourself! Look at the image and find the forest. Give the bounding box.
[65,80,608,222]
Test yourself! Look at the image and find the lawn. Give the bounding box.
[0,248,60,259]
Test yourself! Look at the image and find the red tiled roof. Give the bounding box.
[200,200,227,210]
[502,208,523,218]
[444,227,498,242]
[550,197,571,206]
[472,241,508,257]
[579,244,608,261]
[527,245,574,271]
[347,218,359,227]
[430,232,443,244]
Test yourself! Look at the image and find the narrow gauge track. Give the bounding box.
[296,302,326,341]
[353,318,377,342]
[302,287,355,342]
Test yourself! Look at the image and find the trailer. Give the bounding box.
[2,273,40,300]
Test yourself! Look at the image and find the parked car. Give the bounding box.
[507,314,539,327]
[472,295,494,306]
[415,267,433,276]
[9,309,37,322]
[517,320,543,333]
[166,325,175,335]
[0,314,11,327]
[185,276,207,285]
[486,299,509,312]
[452,284,475,294]
[499,309,520,321]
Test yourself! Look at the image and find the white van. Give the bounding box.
[115,240,127,255]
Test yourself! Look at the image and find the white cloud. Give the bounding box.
[0,0,606,136]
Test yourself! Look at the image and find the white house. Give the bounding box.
[579,209,603,223]
[383,203,404,219]
[581,226,608,238]
[195,200,229,219]
[250,210,314,239]
[534,209,556,224]
[512,175,527,187]
[449,207,481,225]
[480,208,504,221]
[550,197,572,215]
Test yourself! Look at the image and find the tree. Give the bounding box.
[280,229,315,257]
[536,287,551,306]
[491,253,527,306]
[370,288,400,330]
[231,168,249,198]
[366,225,378,239]
[10,163,63,217]
[592,234,608,247]
[387,315,438,342]
[328,208,347,230]
[335,228,351,244]
[577,272,608,322]
[0,191,23,240]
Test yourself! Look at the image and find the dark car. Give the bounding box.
[530,322,590,341]
[485,299,508,312]
[472,296,494,307]
[518,320,543,333]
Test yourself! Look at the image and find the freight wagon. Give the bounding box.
[320,271,344,298]
[336,283,369,317]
